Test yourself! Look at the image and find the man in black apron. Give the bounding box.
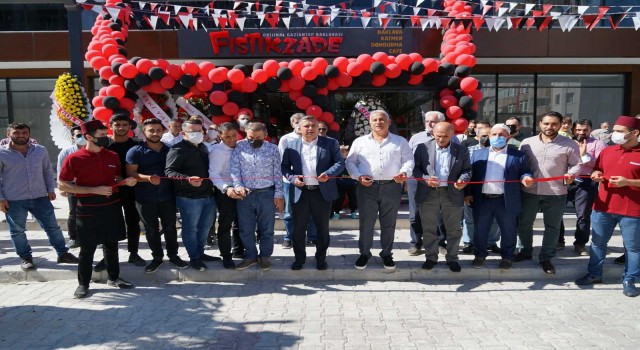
[59,120,137,298]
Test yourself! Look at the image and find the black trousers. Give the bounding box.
[78,241,119,287]
[120,189,141,253]
[292,188,332,263]
[136,199,179,260]
[67,195,77,240]
[559,179,598,246]
[214,188,236,259]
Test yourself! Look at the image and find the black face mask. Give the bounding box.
[507,125,518,135]
[92,136,110,148]
[248,139,264,149]
[480,136,490,147]
[467,128,476,137]
[575,135,586,142]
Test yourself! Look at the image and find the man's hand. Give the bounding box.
[358,175,373,187]
[234,187,248,199]
[0,200,9,213]
[60,191,68,198]
[317,173,329,183]
[591,171,605,183]
[393,172,407,184]
[578,140,588,157]
[226,187,241,199]
[123,177,137,187]
[188,176,202,187]
[48,192,56,201]
[453,180,466,190]
[94,186,113,196]
[464,195,473,206]
[149,175,161,185]
[563,174,575,185]
[293,176,305,187]
[427,176,440,188]
[521,176,534,188]
[274,197,284,212]
[609,176,629,188]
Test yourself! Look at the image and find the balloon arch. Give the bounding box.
[85,0,482,136]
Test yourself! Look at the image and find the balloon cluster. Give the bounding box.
[53,73,91,126]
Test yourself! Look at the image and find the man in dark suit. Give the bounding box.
[281,116,345,270]
[465,124,534,270]
[414,122,471,272]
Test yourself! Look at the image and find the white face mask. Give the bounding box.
[75,135,87,146]
[611,131,631,145]
[238,119,249,128]
[186,131,203,145]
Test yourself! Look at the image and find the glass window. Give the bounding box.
[496,75,535,129]
[0,79,8,128]
[474,74,496,124]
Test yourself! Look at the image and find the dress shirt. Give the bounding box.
[278,131,301,157]
[578,137,606,176]
[519,134,582,196]
[230,140,284,198]
[482,146,508,194]
[57,145,79,175]
[301,138,319,186]
[160,132,183,147]
[467,143,487,160]
[208,142,234,192]
[435,143,451,186]
[0,144,56,201]
[346,132,414,180]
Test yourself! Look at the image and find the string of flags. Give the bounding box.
[77,0,640,32]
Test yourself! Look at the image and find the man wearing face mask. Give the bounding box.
[505,117,528,148]
[235,110,253,140]
[58,120,137,298]
[465,124,534,270]
[165,119,217,271]
[57,126,87,249]
[230,122,285,271]
[456,120,476,142]
[558,119,605,255]
[575,116,640,298]
[461,120,491,148]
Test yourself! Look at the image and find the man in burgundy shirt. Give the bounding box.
[59,120,137,299]
[575,115,640,298]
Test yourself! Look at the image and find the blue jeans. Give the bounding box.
[283,181,317,241]
[462,203,500,245]
[588,210,640,283]
[237,188,276,260]
[5,196,68,258]
[176,196,216,262]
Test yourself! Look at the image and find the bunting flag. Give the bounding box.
[282,16,291,29]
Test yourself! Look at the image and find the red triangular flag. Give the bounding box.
[482,5,492,16]
[542,5,553,15]
[380,17,391,29]
[582,14,598,30]
[312,15,319,26]
[531,10,543,17]
[535,17,552,31]
[80,4,93,11]
[472,17,485,30]
[410,15,420,27]
[322,15,331,26]
[428,9,437,16]
[266,13,279,28]
[219,17,228,29]
[599,6,610,16]
[510,17,523,30]
[526,18,535,30]
[494,1,503,10]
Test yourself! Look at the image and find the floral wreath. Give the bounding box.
[351,96,388,137]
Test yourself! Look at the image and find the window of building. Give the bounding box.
[0,80,8,128]
[566,92,575,103]
[555,94,561,104]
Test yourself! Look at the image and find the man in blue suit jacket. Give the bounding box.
[465,124,534,270]
[281,116,345,270]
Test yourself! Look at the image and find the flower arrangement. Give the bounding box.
[351,96,388,137]
[177,92,210,120]
[52,73,92,126]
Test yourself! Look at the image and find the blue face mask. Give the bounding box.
[489,136,507,148]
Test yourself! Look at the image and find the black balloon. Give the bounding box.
[265,77,281,91]
[118,48,128,57]
[108,23,121,32]
[358,71,373,85]
[124,80,140,91]
[277,67,292,80]
[454,89,466,99]
[302,84,317,98]
[325,65,340,79]
[179,74,196,88]
[313,95,329,109]
[313,75,328,88]
[459,96,473,110]
[115,38,125,46]
[130,57,141,65]
[171,84,189,95]
[134,73,151,87]
[233,64,250,76]
[208,104,223,115]
[103,96,120,110]
[253,62,264,70]
[227,90,244,104]
[111,62,122,75]
[454,65,471,78]
[212,83,226,91]
[396,71,411,85]
[410,62,425,75]
[149,67,165,80]
[370,62,385,75]
[438,62,455,75]
[125,91,139,101]
[464,110,478,120]
[99,78,110,87]
[255,84,269,95]
[448,76,460,90]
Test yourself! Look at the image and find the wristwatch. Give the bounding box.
[222,185,231,195]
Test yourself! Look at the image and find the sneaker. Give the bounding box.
[74,285,89,299]
[21,257,36,271]
[382,256,396,270]
[259,257,272,271]
[168,256,189,269]
[575,274,603,286]
[461,243,474,254]
[623,281,640,297]
[513,252,532,262]
[487,244,501,254]
[281,240,292,249]
[556,241,565,250]
[350,212,359,219]
[331,213,340,220]
[422,260,437,270]
[540,260,556,274]
[354,255,369,270]
[145,259,163,273]
[189,260,207,271]
[107,278,134,289]
[236,258,258,270]
[128,253,146,267]
[574,245,589,256]
[471,257,485,269]
[222,258,236,269]
[66,239,79,249]
[447,261,462,272]
[498,259,512,270]
[407,246,420,256]
[201,253,222,262]
[57,252,80,264]
[93,259,106,272]
[614,254,626,265]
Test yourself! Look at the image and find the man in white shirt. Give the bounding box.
[160,119,183,147]
[208,122,242,269]
[346,110,414,270]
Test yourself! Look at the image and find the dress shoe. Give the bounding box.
[540,260,556,274]
[498,259,512,270]
[168,256,189,269]
[281,240,292,249]
[556,241,565,250]
[514,252,532,262]
[422,260,437,270]
[316,261,328,270]
[93,259,106,272]
[407,246,420,256]
[471,257,485,269]
[107,278,134,289]
[623,281,640,297]
[21,257,36,271]
[201,253,222,262]
[128,253,146,266]
[236,258,258,270]
[74,285,89,299]
[291,260,304,270]
[574,245,589,256]
[189,260,208,271]
[259,257,272,271]
[57,252,80,264]
[447,261,461,272]
[382,256,396,270]
[487,244,501,254]
[575,274,603,286]
[145,259,163,273]
[614,254,626,265]
[354,255,369,270]
[222,258,236,269]
[461,243,474,254]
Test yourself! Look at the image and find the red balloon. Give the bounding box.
[136,59,154,74]
[222,102,239,116]
[263,60,280,77]
[336,73,352,88]
[279,61,289,68]
[251,69,268,83]
[372,52,389,63]
[346,62,363,77]
[108,75,124,86]
[312,57,328,75]
[395,54,413,70]
[288,76,305,90]
[422,58,439,73]
[209,67,228,84]
[85,50,102,62]
[182,61,200,76]
[90,57,109,70]
[317,87,328,96]
[120,98,135,110]
[106,85,125,99]
[408,74,423,85]
[240,78,257,93]
[101,44,119,57]
[195,77,213,92]
[356,54,374,71]
[199,61,216,77]
[166,64,184,80]
[384,64,401,79]
[446,106,463,120]
[289,59,305,75]
[440,95,458,109]
[209,91,228,106]
[333,57,349,72]
[288,90,302,101]
[99,66,114,80]
[460,77,479,92]
[455,54,477,67]
[409,53,423,62]
[280,80,290,92]
[301,67,318,81]
[320,112,334,123]
[92,96,104,108]
[212,115,234,125]
[306,105,322,118]
[98,87,108,97]
[145,81,165,94]
[93,107,113,122]
[329,121,340,132]
[439,88,454,98]
[160,76,175,89]
[468,90,484,102]
[371,75,387,87]
[326,79,339,91]
[227,69,244,84]
[452,117,469,134]
[155,59,171,70]
[296,96,312,110]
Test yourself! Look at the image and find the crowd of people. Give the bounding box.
[0,109,638,299]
